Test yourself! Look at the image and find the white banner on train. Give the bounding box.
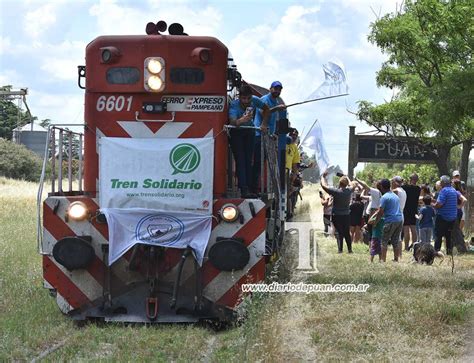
[99,137,214,214]
[101,208,212,266]
[161,95,225,112]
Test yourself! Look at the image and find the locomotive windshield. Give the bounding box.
[106,67,140,84]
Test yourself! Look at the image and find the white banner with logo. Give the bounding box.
[99,137,213,214]
[101,208,212,265]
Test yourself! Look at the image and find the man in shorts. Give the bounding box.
[372,179,403,262]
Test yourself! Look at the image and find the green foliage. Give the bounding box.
[355,163,439,186]
[357,0,473,175]
[300,151,319,182]
[60,130,82,159]
[39,118,51,128]
[0,139,43,181]
[0,86,31,140]
[1,85,51,140]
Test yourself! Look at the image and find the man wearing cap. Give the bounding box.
[452,170,467,193]
[228,85,270,198]
[433,175,465,254]
[402,174,421,251]
[251,81,287,193]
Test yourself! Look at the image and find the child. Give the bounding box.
[367,214,384,262]
[416,195,435,243]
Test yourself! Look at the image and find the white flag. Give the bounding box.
[101,208,212,266]
[306,61,349,100]
[301,121,330,175]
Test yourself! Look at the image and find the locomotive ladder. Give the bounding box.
[224,125,284,256]
[37,125,85,253]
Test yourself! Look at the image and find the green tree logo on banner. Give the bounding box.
[169,143,201,175]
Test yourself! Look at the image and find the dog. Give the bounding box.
[408,242,444,265]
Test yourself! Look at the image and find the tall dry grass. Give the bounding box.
[1,176,473,361]
[0,177,220,361]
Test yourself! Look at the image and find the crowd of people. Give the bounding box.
[320,170,468,262]
[227,85,470,260]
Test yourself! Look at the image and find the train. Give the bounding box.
[37,21,287,324]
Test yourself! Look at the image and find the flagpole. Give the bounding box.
[300,126,306,141]
[285,93,349,109]
[301,119,318,146]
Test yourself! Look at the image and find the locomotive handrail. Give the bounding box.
[224,124,283,254]
[37,124,85,254]
[224,125,259,129]
[135,111,176,122]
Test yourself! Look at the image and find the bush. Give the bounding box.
[355,163,439,186]
[0,139,43,181]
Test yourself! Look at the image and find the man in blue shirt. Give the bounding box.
[251,81,287,193]
[433,175,461,255]
[228,85,270,198]
[372,179,403,262]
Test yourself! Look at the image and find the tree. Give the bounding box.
[0,86,31,140]
[300,151,319,182]
[355,163,439,186]
[357,0,473,179]
[60,128,82,159]
[40,118,51,129]
[0,139,43,181]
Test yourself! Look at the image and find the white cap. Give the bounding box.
[452,170,460,177]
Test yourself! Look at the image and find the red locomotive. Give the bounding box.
[38,21,285,324]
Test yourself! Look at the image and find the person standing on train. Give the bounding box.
[251,81,287,193]
[228,85,270,198]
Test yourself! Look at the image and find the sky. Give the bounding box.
[0,0,402,171]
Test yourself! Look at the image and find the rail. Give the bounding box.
[224,125,284,256]
[224,125,282,208]
[37,124,85,253]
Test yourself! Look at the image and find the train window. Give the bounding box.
[170,68,204,84]
[106,67,140,84]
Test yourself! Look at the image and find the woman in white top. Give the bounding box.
[355,177,382,241]
[391,176,407,253]
[355,177,381,218]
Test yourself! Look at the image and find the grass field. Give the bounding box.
[1,177,473,361]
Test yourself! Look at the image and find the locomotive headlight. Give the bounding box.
[220,204,239,223]
[144,57,165,92]
[147,76,163,91]
[147,59,163,74]
[67,201,89,221]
